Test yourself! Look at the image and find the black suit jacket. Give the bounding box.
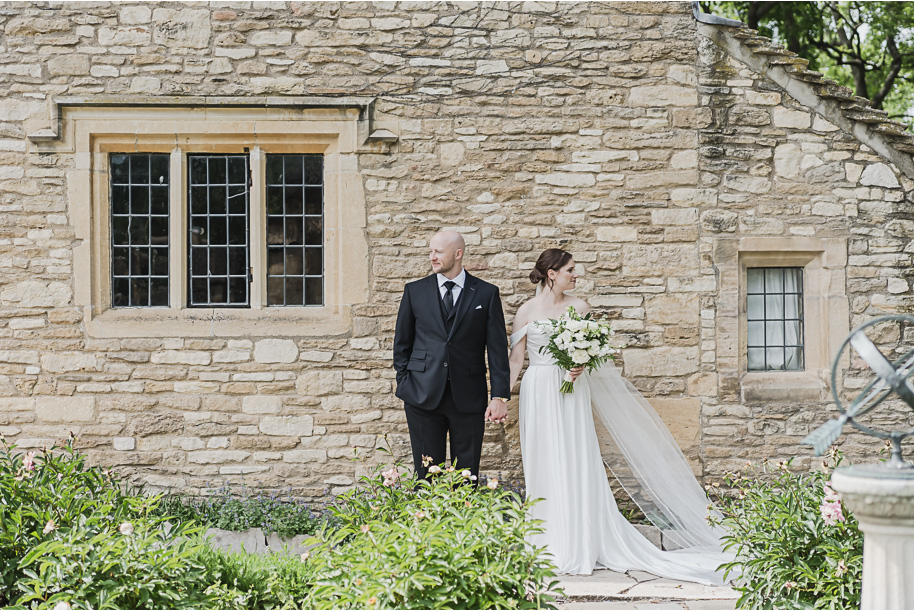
[393,272,511,413]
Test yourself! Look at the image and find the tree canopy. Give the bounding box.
[704,2,914,128]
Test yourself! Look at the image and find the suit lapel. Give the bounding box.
[422,275,448,336]
[447,272,476,341]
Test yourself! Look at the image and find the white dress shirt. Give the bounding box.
[437,268,466,305]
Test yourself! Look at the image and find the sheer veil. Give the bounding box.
[588,362,726,551]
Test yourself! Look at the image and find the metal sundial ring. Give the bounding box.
[803,314,914,469]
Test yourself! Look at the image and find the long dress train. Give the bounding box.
[514,321,732,585]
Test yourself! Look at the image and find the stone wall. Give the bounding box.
[0,1,911,498]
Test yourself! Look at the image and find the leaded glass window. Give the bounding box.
[265,154,323,306]
[747,267,804,371]
[188,155,250,307]
[110,153,170,307]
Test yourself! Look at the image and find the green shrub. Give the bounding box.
[154,484,328,538]
[0,436,213,609]
[196,546,314,609]
[302,465,561,610]
[15,517,212,610]
[710,452,862,609]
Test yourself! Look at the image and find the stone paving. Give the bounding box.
[555,570,739,610]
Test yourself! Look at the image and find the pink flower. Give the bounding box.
[381,466,399,487]
[821,500,845,526]
[22,451,36,472]
[360,524,371,534]
[823,482,840,503]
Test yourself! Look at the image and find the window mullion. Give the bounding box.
[250,146,266,309]
[168,147,186,309]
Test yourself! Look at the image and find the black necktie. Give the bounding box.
[443,281,456,317]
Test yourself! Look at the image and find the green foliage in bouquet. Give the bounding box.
[709,451,862,610]
[301,463,561,610]
[536,306,622,393]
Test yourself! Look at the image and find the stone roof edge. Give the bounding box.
[692,11,914,179]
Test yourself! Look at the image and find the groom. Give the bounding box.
[393,230,511,480]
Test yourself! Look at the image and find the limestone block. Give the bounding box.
[0,351,40,365]
[622,348,700,377]
[651,208,698,226]
[188,450,251,464]
[1,281,71,307]
[845,163,864,183]
[371,17,411,30]
[688,372,718,396]
[646,294,699,326]
[535,173,596,188]
[213,349,249,363]
[40,352,97,373]
[351,410,383,424]
[205,527,266,554]
[745,90,780,105]
[242,396,283,414]
[622,245,698,277]
[131,413,184,436]
[573,150,636,163]
[773,143,802,179]
[35,397,94,423]
[48,55,89,76]
[0,99,44,122]
[259,416,314,437]
[321,395,372,413]
[860,163,901,188]
[250,31,293,46]
[813,116,839,131]
[300,351,334,362]
[700,209,738,233]
[98,26,152,45]
[476,60,509,75]
[254,339,298,363]
[723,175,770,194]
[729,106,770,126]
[772,107,811,129]
[130,77,161,94]
[670,188,717,206]
[120,6,151,24]
[629,85,697,107]
[0,397,35,414]
[440,142,464,166]
[171,437,205,451]
[114,437,135,451]
[296,371,343,396]
[151,351,210,365]
[153,9,211,48]
[284,449,327,463]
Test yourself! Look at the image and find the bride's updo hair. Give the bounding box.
[530,248,573,287]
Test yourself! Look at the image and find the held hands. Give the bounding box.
[569,366,585,382]
[485,398,508,424]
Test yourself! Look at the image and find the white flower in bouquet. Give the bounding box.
[537,305,625,393]
[571,349,590,364]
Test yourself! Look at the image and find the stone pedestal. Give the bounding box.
[831,467,914,610]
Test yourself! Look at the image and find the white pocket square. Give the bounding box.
[475,305,483,310]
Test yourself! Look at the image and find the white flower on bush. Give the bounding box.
[43,519,55,534]
[486,478,499,490]
[427,465,442,474]
[118,522,134,536]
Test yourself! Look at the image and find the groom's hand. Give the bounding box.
[485,398,508,424]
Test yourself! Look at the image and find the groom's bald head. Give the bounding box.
[429,230,466,277]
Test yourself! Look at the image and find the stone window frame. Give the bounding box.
[49,103,376,338]
[715,237,849,402]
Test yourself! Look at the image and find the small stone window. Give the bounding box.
[714,237,849,403]
[746,267,805,371]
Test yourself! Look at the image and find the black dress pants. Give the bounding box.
[404,379,485,480]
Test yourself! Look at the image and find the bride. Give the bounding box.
[509,248,733,585]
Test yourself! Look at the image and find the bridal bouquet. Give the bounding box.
[536,306,622,393]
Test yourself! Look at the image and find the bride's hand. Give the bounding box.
[569,366,585,381]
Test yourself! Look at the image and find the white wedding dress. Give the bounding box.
[513,321,733,585]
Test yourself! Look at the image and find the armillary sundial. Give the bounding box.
[804,314,914,473]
